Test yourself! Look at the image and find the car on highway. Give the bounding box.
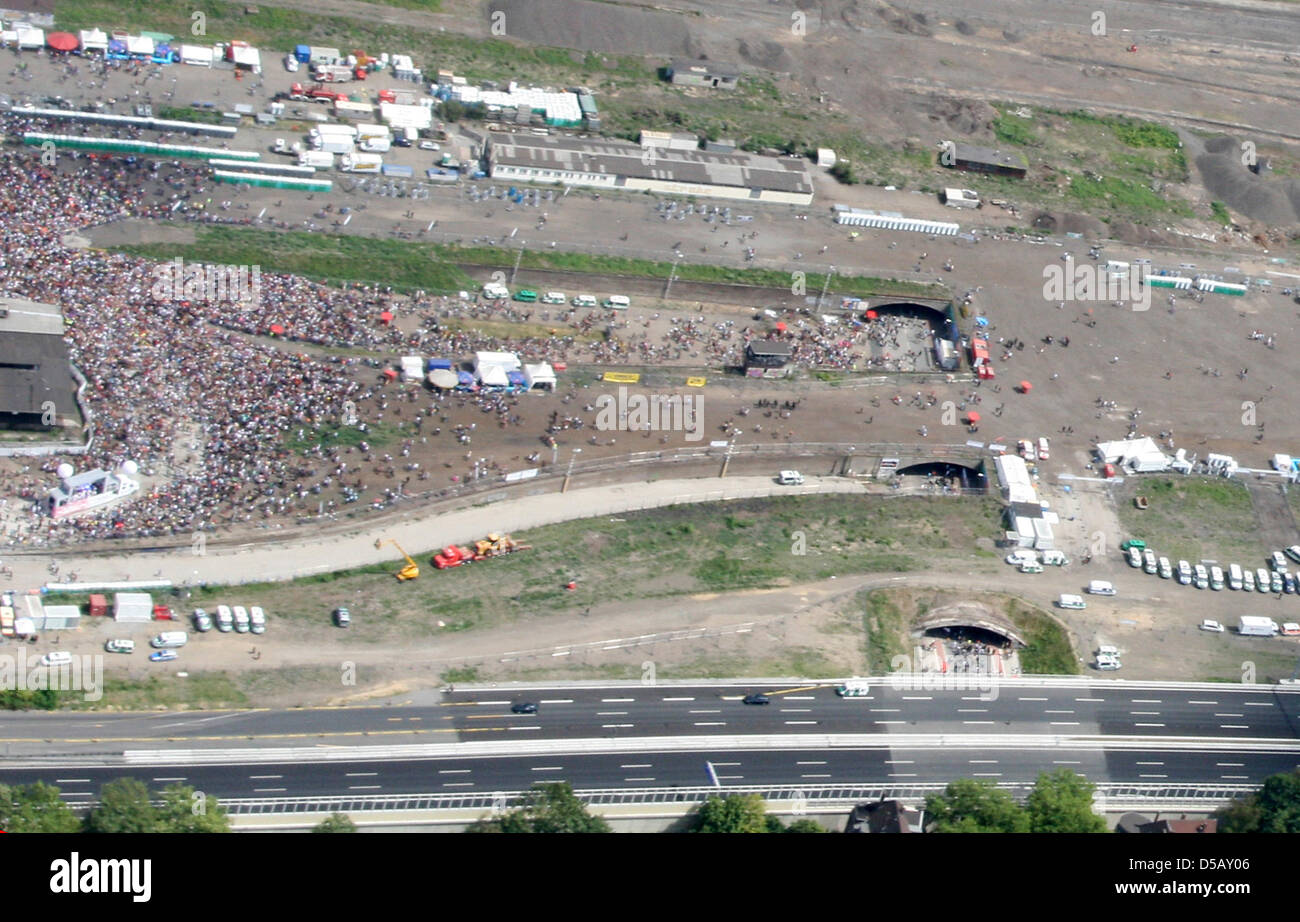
[149,650,179,663]
[333,607,351,628]
[192,608,213,632]
[1177,560,1193,585]
[742,693,771,705]
[104,639,135,654]
[1286,545,1300,565]
[1126,547,1142,568]
[1157,557,1172,579]
[1272,551,1289,572]
[1200,620,1226,633]
[510,702,538,714]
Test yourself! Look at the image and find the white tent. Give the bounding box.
[15,26,45,50]
[230,44,261,70]
[523,362,556,391]
[400,356,424,382]
[474,350,520,374]
[79,29,108,53]
[180,44,213,66]
[125,35,154,57]
[113,592,153,623]
[477,364,509,387]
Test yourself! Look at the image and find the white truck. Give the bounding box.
[1238,616,1280,637]
[358,137,391,153]
[339,153,383,174]
[313,136,354,155]
[355,123,390,143]
[298,150,335,169]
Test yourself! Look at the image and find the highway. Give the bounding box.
[1,680,1297,804]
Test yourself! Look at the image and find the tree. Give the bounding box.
[925,779,1030,833]
[313,813,357,833]
[440,99,464,122]
[155,784,230,833]
[467,783,610,833]
[85,778,160,834]
[0,782,80,833]
[693,794,769,833]
[1217,769,1300,833]
[1025,769,1107,833]
[784,818,825,833]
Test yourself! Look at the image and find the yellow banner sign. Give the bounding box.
[686,377,707,388]
[602,372,641,384]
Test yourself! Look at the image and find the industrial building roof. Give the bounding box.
[488,135,813,195]
[669,59,740,79]
[953,144,1028,170]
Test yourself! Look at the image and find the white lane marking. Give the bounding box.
[254,787,286,793]
[348,785,382,790]
[1135,762,1164,766]
[152,776,187,782]
[1053,761,1082,765]
[1044,709,1075,714]
[694,721,727,727]
[539,698,573,704]
[885,760,914,765]
[780,708,812,713]
[620,764,653,769]
[1220,724,1250,729]
[960,696,985,701]
[1187,700,1218,705]
[1221,775,1250,780]
[875,720,908,725]
[963,720,996,725]
[797,761,827,766]
[1139,774,1168,779]
[1242,702,1273,707]
[1075,697,1104,702]
[1131,699,1163,704]
[662,697,695,702]
[1215,713,1243,718]
[530,766,564,772]
[957,708,988,713]
[1130,711,1161,716]
[55,779,90,784]
[800,773,832,779]
[439,769,472,775]
[870,708,901,712]
[889,773,917,778]
[475,700,510,706]
[624,777,656,782]
[972,773,1003,778]
[1134,723,1166,728]
[784,720,819,725]
[344,772,377,777]
[552,652,571,657]
[716,775,744,780]
[1216,762,1244,767]
[968,760,999,764]
[601,724,635,729]
[602,698,635,703]
[597,711,629,716]
[689,709,722,714]
[901,696,932,700]
[59,792,93,798]
[443,782,475,787]
[507,726,541,731]
[712,762,741,767]
[1050,721,1081,726]
[785,696,816,700]
[1018,697,1048,701]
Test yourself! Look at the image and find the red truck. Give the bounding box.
[433,545,475,569]
[314,63,366,83]
[287,83,349,104]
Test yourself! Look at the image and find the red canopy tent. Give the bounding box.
[774,322,787,332]
[379,310,394,325]
[382,368,398,380]
[865,310,878,320]
[269,323,285,336]
[966,411,981,423]
[46,33,78,53]
[1018,380,1032,393]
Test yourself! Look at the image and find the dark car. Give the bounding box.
[333,606,351,628]
[742,693,770,706]
[510,702,538,714]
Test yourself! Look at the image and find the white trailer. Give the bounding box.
[339,153,383,174]
[1238,616,1279,637]
[298,150,335,169]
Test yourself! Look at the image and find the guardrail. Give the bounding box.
[213,781,1256,817]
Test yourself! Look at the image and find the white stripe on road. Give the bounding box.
[348,785,382,790]
[439,769,472,775]
[1134,723,1166,728]
[539,699,573,704]
[624,777,656,782]
[601,724,635,729]
[596,711,628,716]
[694,721,727,727]
[620,764,652,769]
[443,782,474,787]
[602,698,635,702]
[530,767,564,772]
[254,787,286,793]
[797,761,827,766]
[784,720,818,725]
[55,779,90,784]
[662,697,695,702]
[1220,724,1250,730]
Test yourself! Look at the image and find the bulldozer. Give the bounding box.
[375,538,420,581]
[473,533,532,559]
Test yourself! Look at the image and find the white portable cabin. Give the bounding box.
[523,362,556,391]
[473,351,521,375]
[180,44,214,66]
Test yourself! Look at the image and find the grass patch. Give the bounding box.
[860,589,912,674]
[61,673,250,710]
[1210,201,1231,225]
[1006,598,1078,675]
[1118,477,1259,561]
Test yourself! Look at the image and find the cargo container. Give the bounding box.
[355,123,390,142]
[88,594,109,617]
[382,163,414,178]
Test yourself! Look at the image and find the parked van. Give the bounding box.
[541,291,566,305]
[150,631,188,649]
[250,606,266,634]
[602,295,630,310]
[1087,580,1117,596]
[1194,564,1210,589]
[481,282,509,300]
[39,651,73,667]
[1209,566,1225,590]
[1019,561,1044,574]
[512,289,539,302]
[571,294,598,308]
[215,605,234,632]
[1097,644,1120,657]
[1040,550,1068,566]
[233,606,250,633]
[1228,563,1244,590]
[1058,594,1086,610]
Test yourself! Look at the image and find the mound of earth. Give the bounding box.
[1028,211,1107,238]
[737,39,794,73]
[489,0,696,56]
[1194,144,1300,226]
[926,95,997,136]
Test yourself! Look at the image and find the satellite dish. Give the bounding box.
[120,460,139,475]
[56,463,74,479]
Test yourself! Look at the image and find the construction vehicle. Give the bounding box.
[375,538,420,580]
[433,545,475,569]
[473,533,532,558]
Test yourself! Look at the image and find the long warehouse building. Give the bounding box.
[485,134,814,204]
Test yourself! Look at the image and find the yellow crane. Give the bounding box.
[375,538,420,581]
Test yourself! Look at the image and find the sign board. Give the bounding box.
[602,372,641,384]
[686,377,706,387]
[504,469,539,483]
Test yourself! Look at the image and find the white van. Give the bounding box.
[602,295,630,310]
[215,605,234,632]
[1087,580,1117,596]
[1019,561,1044,574]
[233,606,250,633]
[777,470,805,485]
[835,679,871,697]
[150,631,188,649]
[1040,550,1068,566]
[571,294,598,308]
[1058,594,1086,610]
[1097,644,1120,657]
[541,291,566,305]
[1209,566,1225,590]
[1228,563,1243,590]
[481,282,509,300]
[39,651,73,667]
[249,606,266,635]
